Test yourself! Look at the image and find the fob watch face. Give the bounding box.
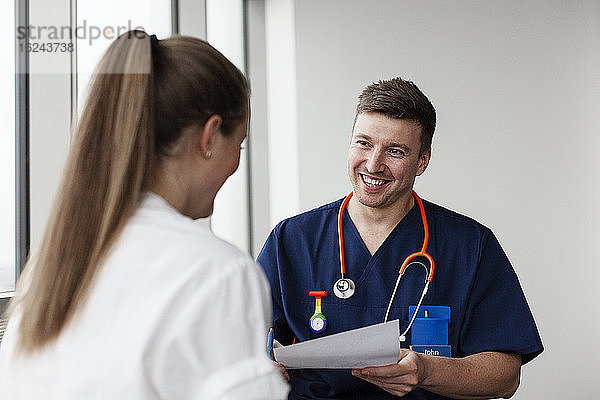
[310,315,327,333]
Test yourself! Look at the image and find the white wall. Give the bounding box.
[207,0,251,254]
[265,0,301,227]
[255,0,600,398]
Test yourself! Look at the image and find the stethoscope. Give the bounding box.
[334,190,435,341]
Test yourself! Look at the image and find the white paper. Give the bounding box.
[273,319,400,369]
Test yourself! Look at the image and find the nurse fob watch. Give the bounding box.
[308,291,328,333]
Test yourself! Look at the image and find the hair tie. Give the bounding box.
[149,34,159,52]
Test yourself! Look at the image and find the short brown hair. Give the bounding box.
[355,77,436,154]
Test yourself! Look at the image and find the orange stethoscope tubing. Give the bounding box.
[337,193,353,278]
[337,190,435,340]
[398,192,435,282]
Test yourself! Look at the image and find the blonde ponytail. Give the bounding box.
[11,30,248,352]
[14,31,155,351]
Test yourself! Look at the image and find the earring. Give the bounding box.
[205,150,212,159]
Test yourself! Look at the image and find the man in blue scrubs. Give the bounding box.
[257,78,543,399]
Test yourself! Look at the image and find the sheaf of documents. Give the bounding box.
[273,319,400,369]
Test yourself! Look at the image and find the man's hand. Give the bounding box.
[353,350,521,399]
[352,349,424,397]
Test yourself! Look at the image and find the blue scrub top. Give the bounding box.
[257,197,543,400]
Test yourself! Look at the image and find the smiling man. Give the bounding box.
[257,78,543,400]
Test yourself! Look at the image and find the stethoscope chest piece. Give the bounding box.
[333,278,355,299]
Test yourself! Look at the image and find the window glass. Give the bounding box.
[76,0,251,254]
[0,0,17,293]
[76,0,172,109]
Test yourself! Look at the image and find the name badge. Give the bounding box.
[408,305,451,357]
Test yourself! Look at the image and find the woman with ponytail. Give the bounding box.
[0,31,289,399]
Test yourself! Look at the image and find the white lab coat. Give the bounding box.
[0,192,289,400]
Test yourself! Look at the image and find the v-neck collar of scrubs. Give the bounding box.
[343,200,421,288]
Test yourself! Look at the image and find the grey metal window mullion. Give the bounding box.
[242,0,253,256]
[171,0,179,35]
[15,0,30,283]
[70,0,78,133]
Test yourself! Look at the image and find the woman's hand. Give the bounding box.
[272,339,289,381]
[273,361,290,381]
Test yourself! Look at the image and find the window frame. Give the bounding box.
[1,0,224,317]
[15,0,30,287]
[0,0,28,315]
